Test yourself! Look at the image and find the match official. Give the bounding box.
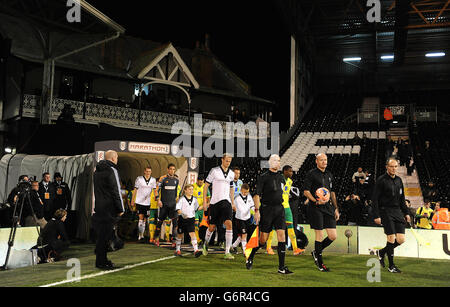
[246,154,293,274]
[304,153,339,272]
[373,158,411,273]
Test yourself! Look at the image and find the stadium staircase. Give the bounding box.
[387,126,423,208]
[396,166,424,209]
[411,122,450,206]
[388,127,409,141]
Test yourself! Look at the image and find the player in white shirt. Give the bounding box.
[231,184,255,254]
[175,184,203,258]
[133,167,157,241]
[202,153,236,259]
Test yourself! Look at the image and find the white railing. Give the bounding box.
[22,95,271,139]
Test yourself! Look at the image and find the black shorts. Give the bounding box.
[177,217,195,234]
[136,204,151,217]
[235,218,252,235]
[380,208,406,235]
[210,200,233,226]
[307,204,336,230]
[158,205,178,221]
[259,205,286,234]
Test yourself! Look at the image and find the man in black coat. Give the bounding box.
[39,173,57,220]
[92,150,125,270]
[53,172,72,211]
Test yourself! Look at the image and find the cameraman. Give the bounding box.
[7,175,31,226]
[7,175,29,205]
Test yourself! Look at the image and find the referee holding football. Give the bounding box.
[373,158,411,273]
[304,153,339,272]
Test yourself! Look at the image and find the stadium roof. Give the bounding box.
[274,0,450,91]
[0,3,273,105]
[0,0,125,35]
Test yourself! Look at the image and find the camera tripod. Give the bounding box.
[1,187,42,270]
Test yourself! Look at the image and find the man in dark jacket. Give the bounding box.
[92,150,125,270]
[53,172,72,211]
[39,173,57,220]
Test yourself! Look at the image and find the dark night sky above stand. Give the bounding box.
[90,0,291,128]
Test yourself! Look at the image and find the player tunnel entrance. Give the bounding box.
[94,141,200,191]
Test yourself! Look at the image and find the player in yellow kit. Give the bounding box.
[148,189,159,243]
[267,165,304,256]
[193,176,206,243]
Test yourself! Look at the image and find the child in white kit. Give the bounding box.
[175,184,203,258]
[231,183,255,253]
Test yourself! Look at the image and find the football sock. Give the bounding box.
[386,242,396,267]
[225,230,233,254]
[165,223,171,241]
[176,238,182,252]
[266,230,275,250]
[241,239,247,251]
[149,224,156,240]
[154,220,163,239]
[321,237,333,251]
[191,238,198,252]
[287,227,298,250]
[138,220,145,238]
[315,241,323,264]
[205,229,213,245]
[232,236,242,249]
[278,242,286,269]
[195,226,200,242]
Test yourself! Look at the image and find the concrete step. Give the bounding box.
[397,166,423,209]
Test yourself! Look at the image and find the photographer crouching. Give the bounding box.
[37,209,70,262]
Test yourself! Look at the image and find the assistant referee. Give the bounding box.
[373,158,411,273]
[247,154,293,275]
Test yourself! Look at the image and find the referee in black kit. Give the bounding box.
[246,154,293,274]
[373,158,411,273]
[303,153,340,272]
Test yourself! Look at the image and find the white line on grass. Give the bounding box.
[40,255,176,287]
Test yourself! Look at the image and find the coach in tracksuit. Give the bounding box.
[372,158,411,274]
[92,151,125,270]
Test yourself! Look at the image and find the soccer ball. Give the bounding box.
[315,187,330,203]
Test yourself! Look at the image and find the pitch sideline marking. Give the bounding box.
[40,255,176,287]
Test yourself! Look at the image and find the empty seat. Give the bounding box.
[352,146,362,155]
[370,131,378,139]
[327,146,337,155]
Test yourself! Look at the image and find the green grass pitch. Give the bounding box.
[1,243,449,287]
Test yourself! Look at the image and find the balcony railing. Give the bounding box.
[22,95,272,139]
